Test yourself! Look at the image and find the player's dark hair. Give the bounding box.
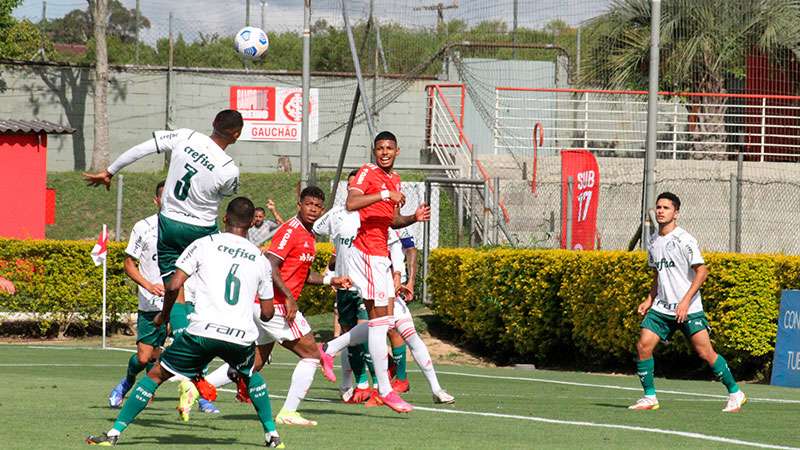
[657,191,681,211]
[348,169,359,178]
[226,196,255,228]
[373,131,397,147]
[254,207,266,214]
[213,109,244,135]
[299,185,325,203]
[155,180,166,197]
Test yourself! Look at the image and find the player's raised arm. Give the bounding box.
[306,269,352,290]
[82,130,181,190]
[392,202,430,228]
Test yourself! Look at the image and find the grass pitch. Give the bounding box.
[1,338,799,450]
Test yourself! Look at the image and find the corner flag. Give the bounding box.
[91,224,109,266]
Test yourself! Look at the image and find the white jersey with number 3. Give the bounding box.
[156,129,240,227]
[176,233,273,346]
[125,214,162,312]
[647,227,705,316]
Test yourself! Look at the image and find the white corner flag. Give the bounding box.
[91,224,109,266]
[91,224,109,348]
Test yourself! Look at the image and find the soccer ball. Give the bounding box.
[234,26,269,60]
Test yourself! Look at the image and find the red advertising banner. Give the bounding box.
[229,86,318,142]
[561,149,600,250]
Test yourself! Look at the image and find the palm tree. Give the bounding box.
[581,0,800,159]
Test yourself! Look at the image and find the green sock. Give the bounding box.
[362,343,376,382]
[711,355,740,394]
[169,303,188,336]
[248,372,277,433]
[348,345,369,385]
[392,344,407,380]
[112,376,158,433]
[125,354,146,384]
[636,358,656,396]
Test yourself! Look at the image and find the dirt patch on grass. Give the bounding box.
[419,331,496,368]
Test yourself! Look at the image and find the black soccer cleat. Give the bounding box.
[265,434,285,448]
[86,433,118,446]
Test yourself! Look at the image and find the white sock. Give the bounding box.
[340,347,353,391]
[368,317,394,396]
[282,358,318,412]
[107,429,120,437]
[325,322,368,356]
[205,363,234,388]
[404,332,442,394]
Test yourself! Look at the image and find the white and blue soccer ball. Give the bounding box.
[234,26,269,60]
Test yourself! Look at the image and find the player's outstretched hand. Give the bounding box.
[148,283,165,297]
[0,276,16,295]
[82,170,113,190]
[637,299,651,316]
[266,199,277,211]
[397,283,414,301]
[415,203,431,222]
[389,191,406,206]
[331,276,352,290]
[284,297,298,323]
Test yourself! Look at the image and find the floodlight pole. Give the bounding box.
[300,0,311,189]
[341,0,376,139]
[641,0,661,249]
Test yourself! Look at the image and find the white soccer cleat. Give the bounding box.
[275,409,318,427]
[340,386,355,403]
[722,391,747,413]
[433,390,455,404]
[628,396,660,410]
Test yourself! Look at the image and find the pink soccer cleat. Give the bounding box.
[380,391,413,413]
[318,344,336,383]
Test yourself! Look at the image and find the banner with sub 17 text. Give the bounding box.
[560,149,599,250]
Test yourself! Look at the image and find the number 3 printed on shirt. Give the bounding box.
[174,163,198,201]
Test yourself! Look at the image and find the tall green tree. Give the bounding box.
[582,0,800,158]
[43,0,150,44]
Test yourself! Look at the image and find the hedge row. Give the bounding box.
[428,248,800,375]
[0,239,335,336]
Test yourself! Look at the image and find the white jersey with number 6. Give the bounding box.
[647,226,705,316]
[125,214,162,312]
[156,129,240,227]
[176,232,273,346]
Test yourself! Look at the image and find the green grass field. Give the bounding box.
[2,336,799,450]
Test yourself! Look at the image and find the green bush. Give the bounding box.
[429,248,793,374]
[0,239,335,335]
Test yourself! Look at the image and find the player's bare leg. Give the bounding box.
[690,330,745,412]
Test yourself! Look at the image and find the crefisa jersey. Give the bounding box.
[312,206,360,280]
[176,233,273,346]
[647,226,705,316]
[125,214,162,312]
[155,129,240,227]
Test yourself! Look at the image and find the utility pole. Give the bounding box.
[246,0,251,26]
[134,0,140,64]
[300,0,311,189]
[413,1,459,32]
[512,0,518,59]
[641,0,662,249]
[260,0,267,29]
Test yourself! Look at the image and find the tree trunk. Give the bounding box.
[91,0,110,171]
[692,78,728,160]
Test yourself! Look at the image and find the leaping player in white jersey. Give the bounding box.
[87,197,286,448]
[630,192,746,412]
[316,170,454,405]
[83,109,243,417]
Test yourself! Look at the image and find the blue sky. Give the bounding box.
[13,0,611,44]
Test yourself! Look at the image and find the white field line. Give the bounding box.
[15,345,800,405]
[219,388,800,450]
[5,346,798,450]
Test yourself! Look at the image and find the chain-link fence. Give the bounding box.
[7,1,800,252]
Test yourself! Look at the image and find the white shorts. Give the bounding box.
[252,303,312,346]
[345,246,394,307]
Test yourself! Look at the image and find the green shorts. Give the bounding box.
[157,213,218,280]
[159,332,256,380]
[136,310,167,347]
[336,289,368,329]
[169,302,194,337]
[641,309,711,342]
